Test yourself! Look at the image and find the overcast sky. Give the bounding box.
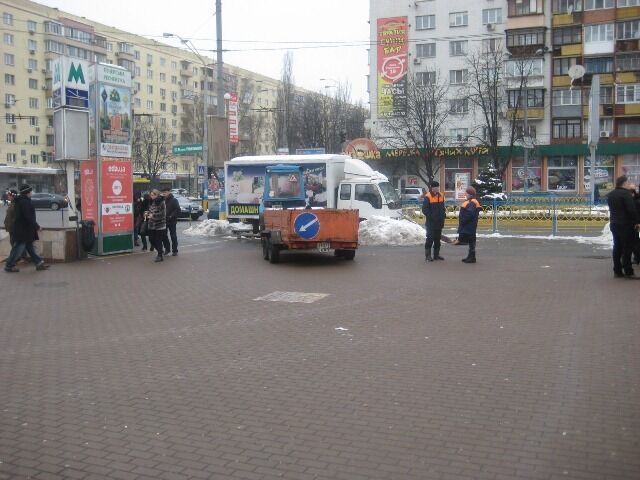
[36,0,371,104]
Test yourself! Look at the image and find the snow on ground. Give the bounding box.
[358,216,426,246]
[184,216,614,249]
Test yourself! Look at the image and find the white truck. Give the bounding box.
[224,154,402,230]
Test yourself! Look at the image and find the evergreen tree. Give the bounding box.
[472,165,503,197]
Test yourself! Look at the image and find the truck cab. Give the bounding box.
[337,175,402,220]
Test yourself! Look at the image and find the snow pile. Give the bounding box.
[482,192,508,201]
[358,216,425,246]
[184,219,234,237]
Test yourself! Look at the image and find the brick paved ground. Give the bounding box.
[0,233,638,480]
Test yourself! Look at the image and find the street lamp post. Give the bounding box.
[163,32,210,203]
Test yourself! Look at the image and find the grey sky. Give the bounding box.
[36,0,371,103]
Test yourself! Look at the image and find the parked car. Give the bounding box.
[401,187,424,204]
[171,188,188,196]
[207,198,221,220]
[31,193,69,210]
[175,195,204,220]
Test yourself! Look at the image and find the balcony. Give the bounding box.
[507,107,545,120]
[180,62,193,77]
[117,43,135,60]
[93,35,108,53]
[552,12,583,27]
[505,28,547,56]
[617,39,640,53]
[180,90,196,105]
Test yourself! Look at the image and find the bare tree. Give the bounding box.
[132,116,175,184]
[379,72,450,185]
[275,52,295,152]
[465,44,537,179]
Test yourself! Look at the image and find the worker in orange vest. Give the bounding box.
[421,181,446,262]
[454,186,481,263]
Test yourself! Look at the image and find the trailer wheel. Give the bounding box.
[268,240,280,264]
[262,238,270,260]
[343,250,356,261]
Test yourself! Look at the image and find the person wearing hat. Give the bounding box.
[422,181,446,262]
[454,186,481,264]
[4,184,49,273]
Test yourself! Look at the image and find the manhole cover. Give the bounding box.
[254,291,329,303]
[33,281,69,288]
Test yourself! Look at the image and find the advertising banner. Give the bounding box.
[80,160,98,232]
[377,17,408,118]
[228,92,239,145]
[98,84,132,157]
[455,172,470,201]
[101,159,133,234]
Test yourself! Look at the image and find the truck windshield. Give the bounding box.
[378,182,401,209]
[269,172,302,198]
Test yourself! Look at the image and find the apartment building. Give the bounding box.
[368,0,640,196]
[0,0,280,193]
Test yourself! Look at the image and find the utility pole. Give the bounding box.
[216,0,224,118]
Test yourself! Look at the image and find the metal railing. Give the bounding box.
[402,195,609,236]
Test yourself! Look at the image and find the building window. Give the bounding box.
[171,61,177,70]
[617,83,640,103]
[65,27,92,44]
[30,116,38,126]
[28,59,37,70]
[584,155,614,192]
[28,39,37,51]
[548,157,578,191]
[172,119,178,128]
[618,0,640,6]
[621,154,640,185]
[416,43,436,58]
[29,98,38,109]
[482,38,501,53]
[30,154,39,164]
[160,57,166,66]
[483,8,502,24]
[5,94,15,105]
[553,0,584,12]
[171,75,178,84]
[6,152,17,163]
[3,33,13,45]
[449,69,468,84]
[511,156,542,192]
[160,88,166,98]
[171,91,178,101]
[4,53,14,66]
[5,114,15,124]
[44,21,63,35]
[6,133,16,144]
[553,57,578,75]
[583,118,613,136]
[445,157,472,190]
[171,105,178,114]
[584,57,613,73]
[505,58,544,77]
[585,0,614,8]
[30,135,39,145]
[147,100,153,110]
[146,53,153,65]
[417,71,436,85]
[509,0,539,16]
[45,40,65,54]
[506,29,545,47]
[617,20,640,40]
[553,26,582,45]
[160,72,166,82]
[3,12,13,25]
[147,85,153,94]
[134,66,141,77]
[449,98,469,114]
[617,53,640,71]
[618,120,640,136]
[449,40,468,56]
[28,78,38,90]
[134,50,140,60]
[160,103,166,112]
[553,88,582,105]
[147,69,153,79]
[509,89,545,108]
[449,11,468,27]
[5,74,15,85]
[585,24,614,43]
[552,119,581,138]
[134,98,141,108]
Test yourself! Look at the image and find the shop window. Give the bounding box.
[511,157,542,192]
[584,155,615,193]
[445,158,473,191]
[548,156,578,191]
[621,154,640,185]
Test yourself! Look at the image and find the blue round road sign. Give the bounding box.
[294,212,320,239]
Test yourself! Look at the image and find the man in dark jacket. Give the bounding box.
[4,184,49,273]
[422,181,446,262]
[3,189,18,244]
[627,183,640,265]
[161,188,180,256]
[607,175,640,278]
[455,186,481,264]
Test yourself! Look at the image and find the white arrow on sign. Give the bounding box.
[299,217,318,232]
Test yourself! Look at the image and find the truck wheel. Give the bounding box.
[262,238,269,260]
[343,250,356,261]
[268,241,280,264]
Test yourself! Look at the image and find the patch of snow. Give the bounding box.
[184,219,234,237]
[358,216,425,246]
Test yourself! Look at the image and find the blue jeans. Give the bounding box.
[5,242,43,269]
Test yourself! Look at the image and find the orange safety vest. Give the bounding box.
[461,198,481,209]
[425,192,445,204]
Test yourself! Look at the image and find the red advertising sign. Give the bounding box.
[80,160,98,232]
[227,92,239,145]
[377,17,408,118]
[100,158,133,234]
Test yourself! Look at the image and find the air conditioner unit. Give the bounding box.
[486,23,495,31]
[27,68,33,73]
[29,30,35,35]
[600,130,610,138]
[147,61,152,66]
[41,85,48,90]
[29,49,35,55]
[413,58,421,64]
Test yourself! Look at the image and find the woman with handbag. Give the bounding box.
[146,189,167,262]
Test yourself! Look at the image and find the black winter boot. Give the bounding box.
[462,241,476,263]
[433,248,444,261]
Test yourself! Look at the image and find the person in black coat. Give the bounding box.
[161,188,180,256]
[607,175,640,278]
[630,183,640,265]
[4,184,49,273]
[454,186,481,264]
[422,181,446,262]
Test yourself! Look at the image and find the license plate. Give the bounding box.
[317,242,330,253]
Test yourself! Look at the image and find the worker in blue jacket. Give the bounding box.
[455,186,481,264]
[422,181,446,262]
